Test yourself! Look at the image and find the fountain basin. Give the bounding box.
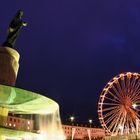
[0,84,65,140]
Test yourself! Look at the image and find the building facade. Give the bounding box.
[63,124,105,140]
[6,116,33,132]
[4,115,105,140]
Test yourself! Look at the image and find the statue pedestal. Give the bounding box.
[0,47,20,86]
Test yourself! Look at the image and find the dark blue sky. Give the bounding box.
[1,0,140,125]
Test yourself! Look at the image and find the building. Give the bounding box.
[4,115,105,140]
[6,115,33,132]
[63,124,105,140]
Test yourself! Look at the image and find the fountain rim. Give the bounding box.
[0,84,59,114]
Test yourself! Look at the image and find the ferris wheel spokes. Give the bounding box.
[98,72,140,136]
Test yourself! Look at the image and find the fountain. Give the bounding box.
[0,10,65,140]
[71,127,75,140]
[87,129,91,140]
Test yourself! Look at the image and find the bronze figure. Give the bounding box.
[3,10,27,48]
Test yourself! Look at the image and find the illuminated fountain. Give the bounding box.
[0,10,65,140]
[71,128,75,140]
[87,129,91,140]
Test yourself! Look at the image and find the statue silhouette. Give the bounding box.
[3,10,27,48]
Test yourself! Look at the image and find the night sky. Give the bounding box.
[1,0,140,125]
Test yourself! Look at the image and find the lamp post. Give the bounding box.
[69,116,75,140]
[88,119,93,127]
[70,116,75,125]
[88,119,93,140]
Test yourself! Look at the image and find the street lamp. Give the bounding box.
[70,116,75,125]
[69,116,75,140]
[88,119,93,127]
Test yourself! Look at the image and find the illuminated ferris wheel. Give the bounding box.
[98,72,140,136]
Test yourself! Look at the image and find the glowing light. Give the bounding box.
[27,121,30,125]
[103,88,108,92]
[118,124,123,129]
[70,116,75,122]
[132,103,137,109]
[88,119,93,124]
[113,77,118,81]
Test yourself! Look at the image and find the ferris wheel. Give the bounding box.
[98,72,140,136]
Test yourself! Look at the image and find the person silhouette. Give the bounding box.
[3,10,27,48]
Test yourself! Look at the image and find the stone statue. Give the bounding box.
[3,10,27,48]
